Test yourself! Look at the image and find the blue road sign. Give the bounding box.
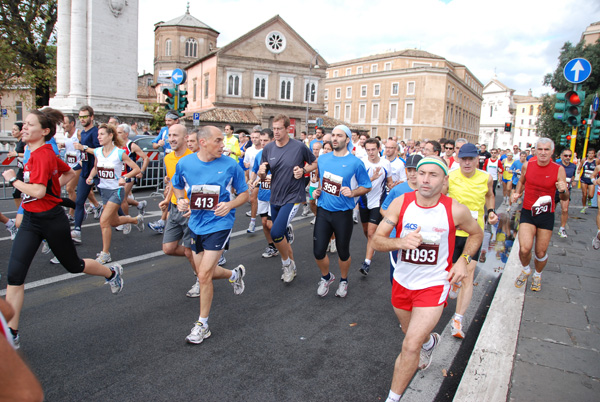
[563,58,592,84]
[171,68,187,85]
[593,95,599,112]
[1,108,7,117]
[193,112,200,120]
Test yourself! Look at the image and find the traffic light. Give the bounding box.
[559,133,569,146]
[504,122,512,132]
[591,120,600,141]
[177,89,188,116]
[162,87,177,111]
[563,90,585,126]
[554,93,566,121]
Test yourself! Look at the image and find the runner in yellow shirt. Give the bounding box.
[223,124,242,162]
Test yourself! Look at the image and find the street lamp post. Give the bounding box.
[306,53,320,134]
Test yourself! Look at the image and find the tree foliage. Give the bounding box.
[0,0,57,107]
[146,103,167,133]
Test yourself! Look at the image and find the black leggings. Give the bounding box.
[7,206,85,286]
[313,207,353,261]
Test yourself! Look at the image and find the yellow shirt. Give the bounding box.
[502,159,514,181]
[164,149,193,204]
[224,136,241,162]
[448,169,489,237]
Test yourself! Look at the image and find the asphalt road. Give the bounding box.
[0,189,506,401]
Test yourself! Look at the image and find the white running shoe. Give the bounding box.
[186,279,200,298]
[317,273,335,297]
[247,221,256,233]
[281,260,297,283]
[449,281,462,299]
[6,219,18,240]
[96,251,112,264]
[71,229,82,244]
[419,333,440,370]
[41,240,50,254]
[286,224,294,244]
[135,215,144,231]
[122,223,132,235]
[329,239,337,253]
[593,231,600,250]
[115,225,124,231]
[229,265,246,295]
[50,256,60,264]
[335,281,348,298]
[93,204,103,219]
[137,200,147,216]
[106,263,124,294]
[186,321,211,344]
[262,246,279,258]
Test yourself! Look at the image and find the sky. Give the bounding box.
[138,0,600,97]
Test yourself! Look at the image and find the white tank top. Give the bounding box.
[63,130,81,168]
[391,192,455,290]
[94,146,125,189]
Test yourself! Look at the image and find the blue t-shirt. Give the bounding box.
[80,126,100,178]
[252,150,271,202]
[172,154,248,235]
[23,138,60,164]
[309,139,323,152]
[500,154,507,162]
[381,181,415,237]
[559,162,577,187]
[526,155,533,161]
[511,160,523,185]
[316,152,371,212]
[152,126,171,151]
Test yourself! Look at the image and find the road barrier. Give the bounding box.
[0,151,18,199]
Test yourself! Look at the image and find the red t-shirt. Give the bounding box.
[523,160,560,212]
[22,144,70,213]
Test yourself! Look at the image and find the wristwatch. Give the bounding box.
[462,254,472,264]
[83,145,89,152]
[8,177,17,186]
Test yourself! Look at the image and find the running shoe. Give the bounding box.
[418,333,440,371]
[449,281,462,299]
[245,211,252,217]
[593,232,600,250]
[353,215,358,224]
[515,269,531,288]
[530,275,541,292]
[12,332,20,350]
[310,217,316,225]
[96,251,112,264]
[93,204,103,219]
[218,253,226,266]
[116,225,124,231]
[558,228,567,238]
[186,321,211,344]
[41,240,50,254]
[329,239,337,253]
[137,200,147,216]
[106,263,123,294]
[262,245,279,258]
[580,207,587,214]
[286,224,294,244]
[148,220,165,234]
[67,214,75,224]
[50,256,60,264]
[85,203,95,214]
[335,281,348,298]
[247,220,256,233]
[281,260,297,283]
[71,229,82,244]
[317,273,336,297]
[359,261,370,276]
[135,215,144,231]
[186,279,200,298]
[122,223,132,235]
[451,318,465,339]
[6,219,18,240]
[479,251,487,263]
[302,204,310,216]
[229,265,246,295]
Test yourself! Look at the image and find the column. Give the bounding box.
[69,0,87,98]
[54,0,71,98]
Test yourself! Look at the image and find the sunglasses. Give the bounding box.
[563,154,572,157]
[445,147,454,150]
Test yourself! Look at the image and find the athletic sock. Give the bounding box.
[559,226,564,231]
[364,259,371,265]
[9,327,18,337]
[198,316,208,326]
[229,270,238,282]
[5,219,14,229]
[340,277,348,282]
[269,242,275,248]
[282,257,291,266]
[322,273,331,281]
[522,265,531,274]
[250,218,256,224]
[454,313,464,323]
[533,271,541,278]
[422,334,435,350]
[385,390,401,402]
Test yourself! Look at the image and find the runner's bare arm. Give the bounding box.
[372,195,422,252]
[556,166,569,201]
[449,201,483,285]
[486,174,498,225]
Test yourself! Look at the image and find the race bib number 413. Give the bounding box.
[190,184,220,210]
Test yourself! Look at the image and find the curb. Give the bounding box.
[453,232,526,401]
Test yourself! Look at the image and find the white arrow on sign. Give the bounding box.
[571,60,584,82]
[172,71,183,81]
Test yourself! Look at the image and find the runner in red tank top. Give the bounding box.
[511,138,568,292]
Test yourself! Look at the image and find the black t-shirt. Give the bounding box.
[478,150,491,169]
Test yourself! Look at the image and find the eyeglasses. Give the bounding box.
[563,154,572,157]
[445,147,454,150]
[78,115,90,119]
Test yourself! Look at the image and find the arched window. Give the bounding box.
[185,38,198,57]
[165,39,172,56]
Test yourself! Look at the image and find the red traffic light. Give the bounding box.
[566,135,572,141]
[162,87,176,97]
[565,91,581,106]
[581,119,587,126]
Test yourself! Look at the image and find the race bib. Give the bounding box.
[190,184,220,210]
[22,193,37,204]
[469,210,479,220]
[584,170,593,179]
[260,176,271,190]
[399,231,440,266]
[532,195,551,217]
[66,152,78,164]
[322,171,343,196]
[97,165,116,180]
[81,151,88,162]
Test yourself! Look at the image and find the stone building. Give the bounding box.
[513,91,541,150]
[479,78,516,149]
[324,50,483,142]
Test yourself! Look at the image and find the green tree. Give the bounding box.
[0,0,57,107]
[147,103,167,133]
[537,38,600,153]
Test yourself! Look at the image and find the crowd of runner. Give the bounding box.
[2,106,600,401]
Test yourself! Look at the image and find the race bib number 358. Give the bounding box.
[322,171,343,196]
[190,184,220,210]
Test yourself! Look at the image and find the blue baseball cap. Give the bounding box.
[457,143,478,158]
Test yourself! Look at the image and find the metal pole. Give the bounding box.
[306,60,312,133]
